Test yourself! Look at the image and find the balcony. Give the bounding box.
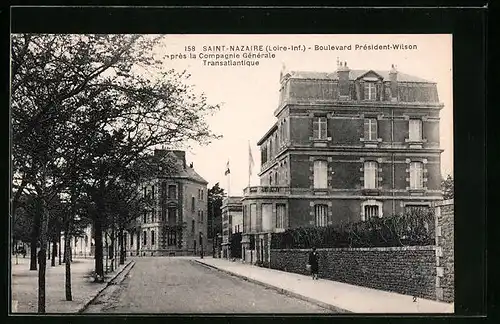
[243,186,291,197]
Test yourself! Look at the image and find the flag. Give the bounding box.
[225,160,230,175]
[248,142,254,176]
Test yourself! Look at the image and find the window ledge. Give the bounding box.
[405,139,427,144]
[313,189,329,195]
[360,138,383,143]
[309,137,332,142]
[362,188,381,196]
[408,188,427,195]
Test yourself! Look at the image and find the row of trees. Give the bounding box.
[11,34,220,313]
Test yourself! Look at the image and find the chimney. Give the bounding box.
[337,61,350,100]
[389,64,398,102]
[170,150,186,169]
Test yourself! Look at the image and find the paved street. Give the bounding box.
[84,257,333,313]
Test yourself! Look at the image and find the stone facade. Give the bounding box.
[128,150,208,256]
[270,246,437,300]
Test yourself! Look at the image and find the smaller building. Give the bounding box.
[220,196,243,259]
[60,225,93,258]
[128,149,209,256]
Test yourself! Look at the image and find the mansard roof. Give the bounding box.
[288,69,435,84]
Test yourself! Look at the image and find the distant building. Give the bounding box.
[240,62,444,264]
[128,149,209,256]
[59,225,93,258]
[220,196,243,258]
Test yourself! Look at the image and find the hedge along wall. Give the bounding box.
[270,245,437,300]
[269,201,455,303]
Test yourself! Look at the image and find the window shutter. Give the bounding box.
[313,118,319,139]
[371,119,378,140]
[363,119,369,139]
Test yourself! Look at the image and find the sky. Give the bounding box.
[154,34,453,196]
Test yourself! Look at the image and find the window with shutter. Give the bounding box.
[364,161,378,189]
[313,160,328,189]
[409,119,423,141]
[276,204,286,229]
[410,162,424,189]
[364,118,378,141]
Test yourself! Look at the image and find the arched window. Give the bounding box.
[361,200,383,221]
[151,231,155,246]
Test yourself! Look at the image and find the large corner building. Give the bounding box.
[239,62,444,264]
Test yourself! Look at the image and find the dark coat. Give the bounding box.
[308,251,319,273]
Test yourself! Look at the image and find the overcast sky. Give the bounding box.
[156,34,453,195]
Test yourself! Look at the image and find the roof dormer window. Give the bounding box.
[364,82,376,101]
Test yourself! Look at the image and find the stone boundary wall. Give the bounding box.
[433,199,454,302]
[269,199,455,303]
[270,246,437,300]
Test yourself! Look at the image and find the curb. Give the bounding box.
[193,260,351,313]
[77,260,135,313]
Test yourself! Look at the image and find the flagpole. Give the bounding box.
[248,149,251,188]
[226,160,231,198]
[248,140,254,189]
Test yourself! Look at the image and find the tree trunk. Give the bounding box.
[51,240,56,267]
[105,234,109,273]
[94,217,104,281]
[64,221,72,301]
[30,235,37,271]
[110,227,115,272]
[30,209,40,271]
[58,231,62,265]
[38,205,49,314]
[119,228,125,265]
[63,239,67,263]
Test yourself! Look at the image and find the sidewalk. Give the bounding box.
[194,257,454,314]
[11,256,132,313]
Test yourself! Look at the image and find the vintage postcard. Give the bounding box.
[11,33,453,314]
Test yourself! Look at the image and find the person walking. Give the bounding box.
[308,247,319,280]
